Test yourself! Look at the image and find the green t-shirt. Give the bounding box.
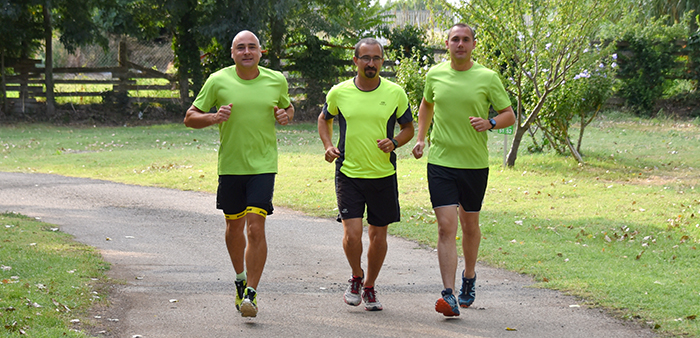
[323,77,413,179]
[193,66,291,175]
[423,61,511,169]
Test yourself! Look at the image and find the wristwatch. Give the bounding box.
[489,118,497,130]
[391,138,399,149]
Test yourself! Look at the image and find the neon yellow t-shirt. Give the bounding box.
[323,77,413,178]
[423,61,511,169]
[193,66,291,175]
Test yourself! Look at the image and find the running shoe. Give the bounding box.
[458,271,476,308]
[235,279,247,312]
[344,275,363,306]
[362,287,383,311]
[435,288,460,316]
[240,287,258,317]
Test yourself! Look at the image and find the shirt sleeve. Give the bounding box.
[322,88,338,120]
[423,67,435,104]
[192,74,217,112]
[278,75,291,109]
[488,72,512,111]
[396,89,413,124]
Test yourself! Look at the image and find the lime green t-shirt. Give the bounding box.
[193,66,291,175]
[423,61,511,169]
[323,77,413,179]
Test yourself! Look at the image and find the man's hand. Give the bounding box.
[377,138,395,153]
[469,116,491,132]
[412,140,425,159]
[214,104,232,124]
[274,106,290,125]
[324,147,340,163]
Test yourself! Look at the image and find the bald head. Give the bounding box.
[232,30,260,48]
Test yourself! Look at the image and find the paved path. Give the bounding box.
[0,172,655,338]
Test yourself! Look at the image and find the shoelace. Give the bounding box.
[348,277,362,293]
[364,288,377,302]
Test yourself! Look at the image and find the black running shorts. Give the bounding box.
[335,170,400,227]
[427,164,488,212]
[217,174,275,217]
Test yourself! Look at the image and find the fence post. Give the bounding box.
[116,37,129,96]
[179,72,189,107]
[43,0,55,115]
[1,52,6,114]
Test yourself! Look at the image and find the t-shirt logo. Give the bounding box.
[379,101,386,106]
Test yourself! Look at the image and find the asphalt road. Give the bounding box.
[0,172,656,338]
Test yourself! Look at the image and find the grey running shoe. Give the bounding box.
[240,287,258,317]
[458,271,476,308]
[362,287,383,311]
[435,288,460,316]
[344,275,363,306]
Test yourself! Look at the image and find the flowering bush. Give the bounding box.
[536,49,617,155]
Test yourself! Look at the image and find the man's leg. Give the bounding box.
[459,208,480,279]
[225,217,246,274]
[342,218,364,278]
[434,206,459,290]
[244,213,267,290]
[364,224,388,288]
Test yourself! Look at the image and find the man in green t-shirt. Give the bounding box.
[184,30,294,318]
[318,38,414,311]
[412,23,515,317]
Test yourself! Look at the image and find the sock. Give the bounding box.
[236,270,247,282]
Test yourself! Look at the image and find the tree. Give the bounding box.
[444,0,622,166]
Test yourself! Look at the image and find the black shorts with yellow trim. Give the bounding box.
[217,174,275,219]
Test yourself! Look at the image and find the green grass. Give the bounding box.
[0,212,110,337]
[1,114,699,336]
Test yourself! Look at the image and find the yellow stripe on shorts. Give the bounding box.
[246,207,268,218]
[224,210,247,220]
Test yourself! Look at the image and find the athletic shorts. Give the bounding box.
[427,163,489,212]
[335,170,400,227]
[217,174,275,219]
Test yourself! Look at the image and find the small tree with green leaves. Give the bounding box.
[443,0,622,166]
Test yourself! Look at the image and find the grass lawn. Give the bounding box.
[1,113,699,336]
[0,212,110,337]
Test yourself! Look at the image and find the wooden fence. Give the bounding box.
[0,52,404,116]
[1,39,180,115]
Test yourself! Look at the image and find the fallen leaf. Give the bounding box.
[687,315,697,320]
[506,327,517,331]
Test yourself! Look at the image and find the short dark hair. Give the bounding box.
[354,38,385,58]
[447,23,476,40]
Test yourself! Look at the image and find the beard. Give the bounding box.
[364,67,378,78]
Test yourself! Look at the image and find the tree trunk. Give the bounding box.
[43,1,54,115]
[505,90,553,167]
[268,12,285,71]
[565,136,584,163]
